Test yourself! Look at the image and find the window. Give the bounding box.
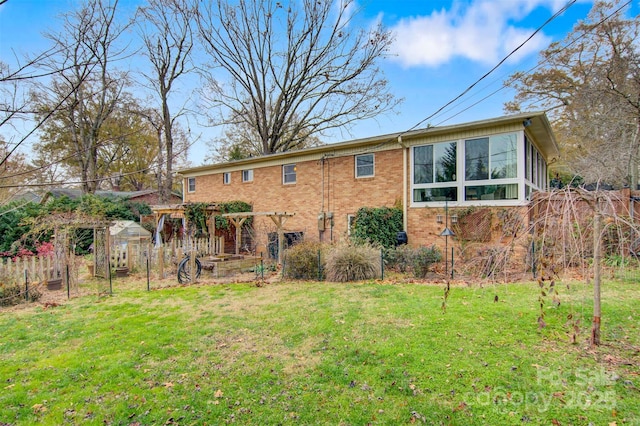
[414,142,457,183]
[524,135,547,195]
[242,169,253,182]
[355,154,374,178]
[283,164,297,184]
[411,131,526,204]
[347,214,356,236]
[412,142,458,202]
[187,177,195,193]
[463,134,518,201]
[223,172,231,184]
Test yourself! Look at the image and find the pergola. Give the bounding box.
[151,203,220,232]
[222,212,295,264]
[151,205,295,264]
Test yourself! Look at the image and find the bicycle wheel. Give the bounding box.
[177,256,202,284]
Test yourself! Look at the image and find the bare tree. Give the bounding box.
[505,0,640,188]
[204,111,324,163]
[32,0,130,194]
[137,0,195,203]
[0,138,34,203]
[194,0,400,155]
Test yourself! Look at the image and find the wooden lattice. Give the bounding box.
[453,208,492,242]
[94,227,109,278]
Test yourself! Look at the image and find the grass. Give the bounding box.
[0,277,638,425]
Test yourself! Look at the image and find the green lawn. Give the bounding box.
[1,278,638,425]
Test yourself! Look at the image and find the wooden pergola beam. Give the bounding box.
[222,212,295,263]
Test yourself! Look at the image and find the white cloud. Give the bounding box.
[389,0,564,68]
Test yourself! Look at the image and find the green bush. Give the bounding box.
[412,245,442,278]
[351,206,403,249]
[384,245,415,272]
[325,242,381,282]
[283,241,327,280]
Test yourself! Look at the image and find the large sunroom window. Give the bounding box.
[464,134,517,200]
[413,142,457,202]
[524,135,547,198]
[412,131,533,204]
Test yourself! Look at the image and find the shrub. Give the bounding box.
[384,245,414,273]
[0,281,41,306]
[325,242,381,282]
[412,245,442,278]
[351,206,403,249]
[283,241,327,280]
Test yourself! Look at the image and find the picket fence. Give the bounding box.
[0,255,61,286]
[0,237,226,285]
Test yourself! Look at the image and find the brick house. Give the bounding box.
[179,112,558,253]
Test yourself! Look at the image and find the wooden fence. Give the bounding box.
[0,255,62,286]
[0,236,227,285]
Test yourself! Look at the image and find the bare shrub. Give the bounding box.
[283,241,327,280]
[0,277,42,306]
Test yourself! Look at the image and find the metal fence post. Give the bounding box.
[24,269,28,301]
[146,254,150,291]
[66,265,70,299]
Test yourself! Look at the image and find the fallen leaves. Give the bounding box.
[32,403,47,414]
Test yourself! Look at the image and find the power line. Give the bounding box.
[402,0,578,136]
[0,130,200,189]
[429,0,633,130]
[2,0,633,191]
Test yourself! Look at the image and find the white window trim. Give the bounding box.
[242,169,253,182]
[283,164,297,184]
[223,172,231,185]
[410,131,540,207]
[187,177,196,193]
[347,214,356,236]
[355,153,375,178]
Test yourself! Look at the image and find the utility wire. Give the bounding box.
[423,0,632,131]
[2,0,633,190]
[401,0,578,136]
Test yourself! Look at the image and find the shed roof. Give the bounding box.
[110,220,151,239]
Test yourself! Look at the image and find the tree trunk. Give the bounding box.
[161,94,173,203]
[156,126,164,202]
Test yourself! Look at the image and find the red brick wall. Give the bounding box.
[184,149,536,254]
[185,149,404,247]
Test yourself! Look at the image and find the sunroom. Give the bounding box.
[410,116,557,206]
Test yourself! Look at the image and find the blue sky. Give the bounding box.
[1,0,636,165]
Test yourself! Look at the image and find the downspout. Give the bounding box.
[398,136,408,232]
[320,156,325,213]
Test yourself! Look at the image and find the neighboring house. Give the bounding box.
[179,112,559,251]
[38,188,182,206]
